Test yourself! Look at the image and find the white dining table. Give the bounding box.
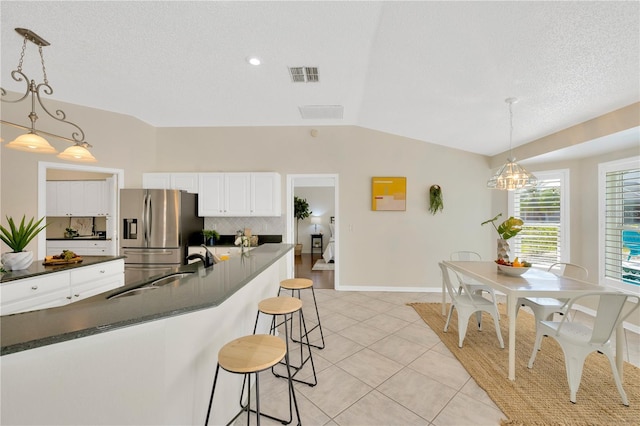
[442,260,620,381]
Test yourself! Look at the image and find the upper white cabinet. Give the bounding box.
[143,173,199,193]
[198,172,280,217]
[47,181,110,217]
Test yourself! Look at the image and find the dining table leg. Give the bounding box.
[507,293,517,381]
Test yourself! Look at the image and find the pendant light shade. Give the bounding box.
[487,158,538,190]
[487,98,537,190]
[6,132,58,154]
[57,144,97,163]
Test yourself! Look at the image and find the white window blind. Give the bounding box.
[509,171,567,267]
[603,164,640,285]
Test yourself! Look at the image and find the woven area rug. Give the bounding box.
[408,302,640,425]
[312,259,334,271]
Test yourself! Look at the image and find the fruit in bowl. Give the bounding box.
[496,257,531,276]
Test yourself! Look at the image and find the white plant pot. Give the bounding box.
[497,239,511,262]
[1,251,34,271]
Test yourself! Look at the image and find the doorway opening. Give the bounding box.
[37,161,124,258]
[286,174,339,289]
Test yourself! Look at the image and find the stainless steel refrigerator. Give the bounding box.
[120,189,202,285]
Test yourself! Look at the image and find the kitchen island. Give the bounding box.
[0,243,294,425]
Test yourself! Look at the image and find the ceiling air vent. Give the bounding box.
[298,105,344,120]
[288,66,319,83]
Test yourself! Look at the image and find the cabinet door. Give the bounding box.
[83,181,107,216]
[198,174,225,216]
[225,173,251,216]
[0,273,70,315]
[170,173,199,193]
[143,173,171,189]
[46,181,58,216]
[251,173,281,216]
[69,259,124,301]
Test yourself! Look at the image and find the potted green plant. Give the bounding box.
[0,215,47,271]
[481,213,523,261]
[202,229,220,246]
[294,196,311,256]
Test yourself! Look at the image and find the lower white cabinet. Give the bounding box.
[0,259,125,316]
[47,239,113,256]
[0,273,71,316]
[69,259,125,302]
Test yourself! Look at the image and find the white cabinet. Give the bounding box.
[0,273,71,316]
[198,172,280,217]
[47,239,113,256]
[198,173,225,216]
[251,173,281,216]
[0,259,125,315]
[69,259,124,302]
[46,180,110,217]
[143,173,199,193]
[83,181,110,216]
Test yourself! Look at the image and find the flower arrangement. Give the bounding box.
[234,230,250,247]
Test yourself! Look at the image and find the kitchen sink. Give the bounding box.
[108,271,195,300]
[149,272,194,287]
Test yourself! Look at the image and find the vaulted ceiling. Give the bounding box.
[1,1,638,157]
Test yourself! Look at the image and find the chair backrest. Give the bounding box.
[547,262,588,281]
[450,251,481,261]
[560,292,640,345]
[439,262,473,301]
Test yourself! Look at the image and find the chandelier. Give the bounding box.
[1,28,96,162]
[487,98,537,190]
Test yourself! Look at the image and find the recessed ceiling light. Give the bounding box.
[247,56,261,66]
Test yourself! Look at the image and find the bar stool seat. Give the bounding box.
[255,296,317,387]
[279,278,326,349]
[205,334,300,425]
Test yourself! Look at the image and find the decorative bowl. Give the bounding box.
[497,264,531,276]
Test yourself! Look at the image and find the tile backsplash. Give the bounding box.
[203,216,285,236]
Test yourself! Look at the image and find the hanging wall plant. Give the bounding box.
[428,185,443,215]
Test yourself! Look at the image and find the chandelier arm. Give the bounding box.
[0,120,92,148]
[34,83,87,144]
[1,70,31,104]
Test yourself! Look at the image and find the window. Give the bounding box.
[599,157,640,290]
[509,170,568,267]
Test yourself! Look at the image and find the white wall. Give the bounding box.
[3,98,637,292]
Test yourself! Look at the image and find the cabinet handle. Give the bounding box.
[31,286,38,290]
[100,270,105,274]
[66,296,72,300]
[74,294,80,298]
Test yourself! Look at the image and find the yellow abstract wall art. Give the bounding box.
[371,177,406,211]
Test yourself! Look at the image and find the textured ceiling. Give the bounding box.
[1,1,638,157]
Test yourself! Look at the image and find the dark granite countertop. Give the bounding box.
[1,244,293,356]
[1,256,126,283]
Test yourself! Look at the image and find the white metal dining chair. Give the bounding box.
[516,263,589,327]
[439,262,504,349]
[444,251,500,316]
[528,292,639,405]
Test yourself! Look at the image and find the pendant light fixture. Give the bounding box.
[487,98,537,190]
[1,28,97,162]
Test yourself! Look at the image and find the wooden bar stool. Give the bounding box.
[204,334,301,426]
[279,278,326,349]
[254,296,317,387]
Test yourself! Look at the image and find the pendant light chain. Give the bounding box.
[39,46,48,85]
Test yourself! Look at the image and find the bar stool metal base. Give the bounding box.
[255,296,318,388]
[279,278,326,350]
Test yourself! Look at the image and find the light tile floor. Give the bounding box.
[232,289,640,426]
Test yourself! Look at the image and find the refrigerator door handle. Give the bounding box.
[143,193,150,245]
